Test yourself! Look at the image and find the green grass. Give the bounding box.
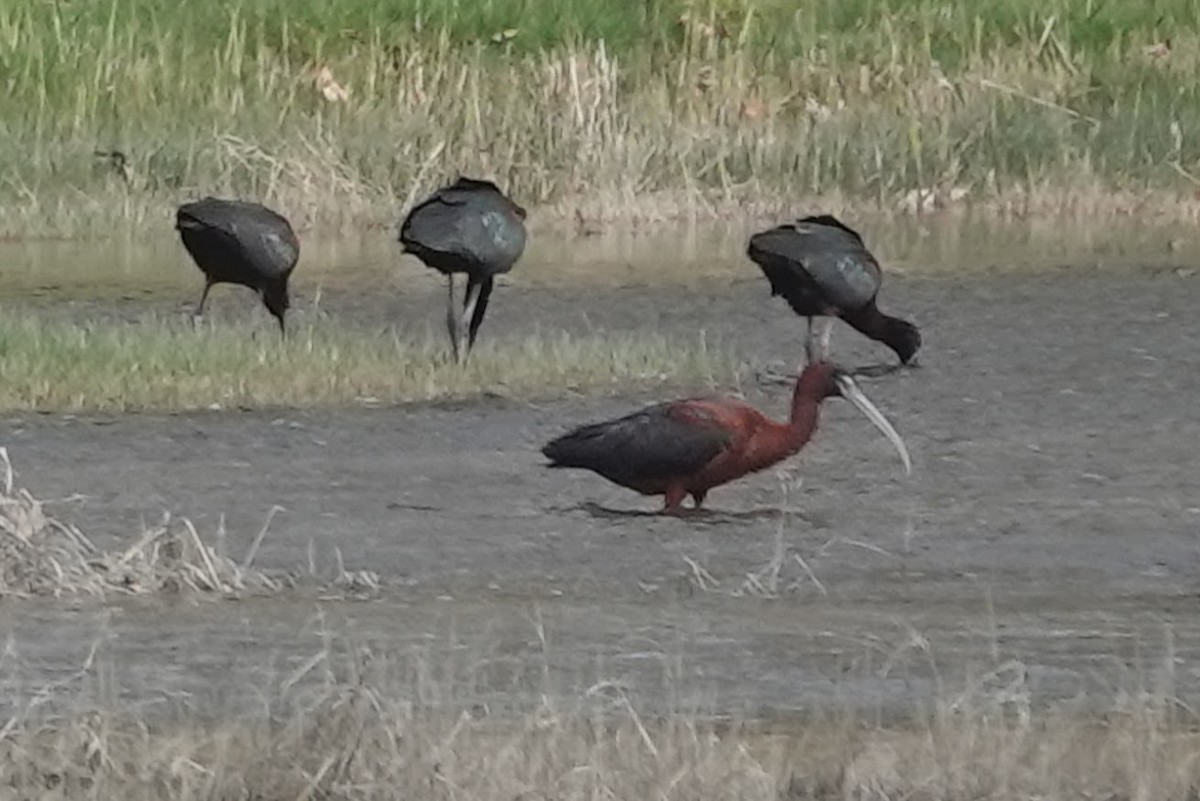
[0,312,732,412]
[1,0,1199,237]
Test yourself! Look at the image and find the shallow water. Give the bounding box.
[2,215,1198,301]
[2,220,1200,721]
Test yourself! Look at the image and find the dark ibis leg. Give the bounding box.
[661,485,689,516]
[465,276,494,354]
[459,278,485,362]
[691,489,708,510]
[192,280,215,330]
[804,317,817,365]
[195,280,214,319]
[445,274,461,362]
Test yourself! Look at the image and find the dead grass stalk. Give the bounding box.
[1,638,1199,800]
[0,447,290,598]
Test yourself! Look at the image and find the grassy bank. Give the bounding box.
[0,312,731,412]
[2,0,1199,238]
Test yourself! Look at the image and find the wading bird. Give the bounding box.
[542,361,911,514]
[175,197,300,335]
[398,176,528,362]
[747,215,921,369]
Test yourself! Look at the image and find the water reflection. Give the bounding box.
[0,214,1195,300]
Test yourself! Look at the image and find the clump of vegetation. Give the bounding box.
[1,637,1198,800]
[0,447,288,597]
[1,0,1198,238]
[0,310,731,412]
[0,447,381,598]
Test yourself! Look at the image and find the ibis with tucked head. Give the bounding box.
[399,176,528,362]
[175,197,300,334]
[542,360,911,515]
[748,215,921,369]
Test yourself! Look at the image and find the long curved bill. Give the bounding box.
[833,373,912,475]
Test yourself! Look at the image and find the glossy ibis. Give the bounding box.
[399,176,528,362]
[542,361,911,514]
[748,215,921,369]
[175,197,300,335]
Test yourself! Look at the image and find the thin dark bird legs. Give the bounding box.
[460,279,484,362]
[445,274,462,362]
[444,276,493,364]
[194,280,214,322]
[466,277,493,352]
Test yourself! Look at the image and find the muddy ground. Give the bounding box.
[2,241,1199,722]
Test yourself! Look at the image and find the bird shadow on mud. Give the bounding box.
[553,502,819,526]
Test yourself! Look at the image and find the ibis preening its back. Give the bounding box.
[748,215,921,368]
[175,197,300,334]
[399,176,528,362]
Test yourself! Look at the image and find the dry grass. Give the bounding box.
[1,451,1194,799]
[1,636,1198,800]
[0,447,378,598]
[0,310,732,412]
[0,446,281,597]
[2,0,1199,238]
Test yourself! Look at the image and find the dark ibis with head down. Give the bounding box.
[542,361,911,514]
[175,197,300,335]
[747,214,921,369]
[399,176,528,362]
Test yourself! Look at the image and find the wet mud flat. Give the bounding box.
[2,266,1199,721]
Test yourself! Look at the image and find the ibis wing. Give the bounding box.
[398,193,472,254]
[748,217,882,312]
[178,198,291,233]
[796,214,866,244]
[176,198,300,278]
[249,224,301,275]
[446,176,506,195]
[542,402,732,484]
[228,214,299,277]
[399,181,527,270]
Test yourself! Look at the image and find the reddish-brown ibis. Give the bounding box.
[176,197,301,335]
[542,361,911,514]
[399,176,528,362]
[748,214,921,368]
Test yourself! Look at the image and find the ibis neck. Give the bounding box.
[742,396,820,472]
[842,302,889,341]
[742,376,825,470]
[783,382,822,446]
